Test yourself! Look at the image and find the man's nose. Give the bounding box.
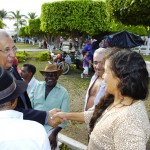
[9,49,16,57]
[96,63,102,68]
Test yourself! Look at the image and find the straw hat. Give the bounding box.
[40,64,63,76]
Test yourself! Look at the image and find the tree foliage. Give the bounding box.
[29,18,41,35]
[107,20,147,36]
[0,20,3,28]
[40,0,109,36]
[0,9,10,20]
[106,0,150,26]
[0,9,11,27]
[25,26,30,36]
[18,27,27,37]
[28,18,45,37]
[27,12,38,19]
[9,10,27,32]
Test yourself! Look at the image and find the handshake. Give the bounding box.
[48,108,67,127]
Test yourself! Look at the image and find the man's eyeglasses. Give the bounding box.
[0,47,17,54]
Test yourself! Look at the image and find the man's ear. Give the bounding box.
[29,72,33,78]
[11,99,18,109]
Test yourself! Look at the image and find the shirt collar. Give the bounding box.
[0,110,23,119]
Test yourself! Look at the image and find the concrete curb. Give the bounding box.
[58,133,87,150]
[146,61,150,77]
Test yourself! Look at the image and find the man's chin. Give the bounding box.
[96,71,104,77]
[5,63,13,69]
[46,82,56,87]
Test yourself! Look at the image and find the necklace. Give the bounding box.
[107,98,124,111]
[103,98,134,116]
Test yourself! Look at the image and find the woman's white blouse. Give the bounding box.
[84,100,150,150]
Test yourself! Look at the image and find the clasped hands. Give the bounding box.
[48,108,67,127]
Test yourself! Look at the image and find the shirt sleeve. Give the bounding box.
[28,86,35,108]
[83,45,88,51]
[16,108,47,125]
[58,90,70,128]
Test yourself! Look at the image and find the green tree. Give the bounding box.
[29,18,41,35]
[106,0,150,26]
[40,0,109,37]
[19,19,27,27]
[28,18,46,39]
[27,12,38,19]
[25,26,30,36]
[18,27,28,37]
[9,10,27,32]
[0,20,3,28]
[0,9,11,27]
[106,20,147,36]
[0,9,10,20]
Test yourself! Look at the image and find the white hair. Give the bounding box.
[0,29,12,39]
[93,48,108,57]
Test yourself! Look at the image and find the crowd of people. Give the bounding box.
[0,28,150,150]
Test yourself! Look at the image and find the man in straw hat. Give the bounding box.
[0,66,51,150]
[29,63,70,150]
[0,29,62,128]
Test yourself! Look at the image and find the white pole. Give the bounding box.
[146,38,150,55]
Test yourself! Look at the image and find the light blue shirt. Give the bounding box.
[29,81,70,132]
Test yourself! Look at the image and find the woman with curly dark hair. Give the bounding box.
[53,49,150,150]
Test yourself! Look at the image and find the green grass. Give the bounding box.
[142,54,150,61]
[15,42,39,49]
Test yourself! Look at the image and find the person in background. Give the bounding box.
[75,49,82,69]
[0,66,51,150]
[81,51,92,79]
[91,38,98,54]
[84,48,107,111]
[69,38,73,50]
[82,39,93,63]
[74,38,79,51]
[53,49,150,150]
[0,29,63,128]
[13,57,18,68]
[29,64,70,150]
[13,57,21,74]
[21,64,39,95]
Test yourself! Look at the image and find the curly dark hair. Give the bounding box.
[89,49,149,133]
[108,49,149,100]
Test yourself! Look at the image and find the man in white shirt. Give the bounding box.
[0,66,51,150]
[84,48,107,111]
[21,64,39,95]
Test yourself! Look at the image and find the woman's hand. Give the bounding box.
[48,109,65,127]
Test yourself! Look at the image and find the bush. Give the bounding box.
[35,51,50,61]
[16,51,30,62]
[16,53,25,62]
[59,143,71,150]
